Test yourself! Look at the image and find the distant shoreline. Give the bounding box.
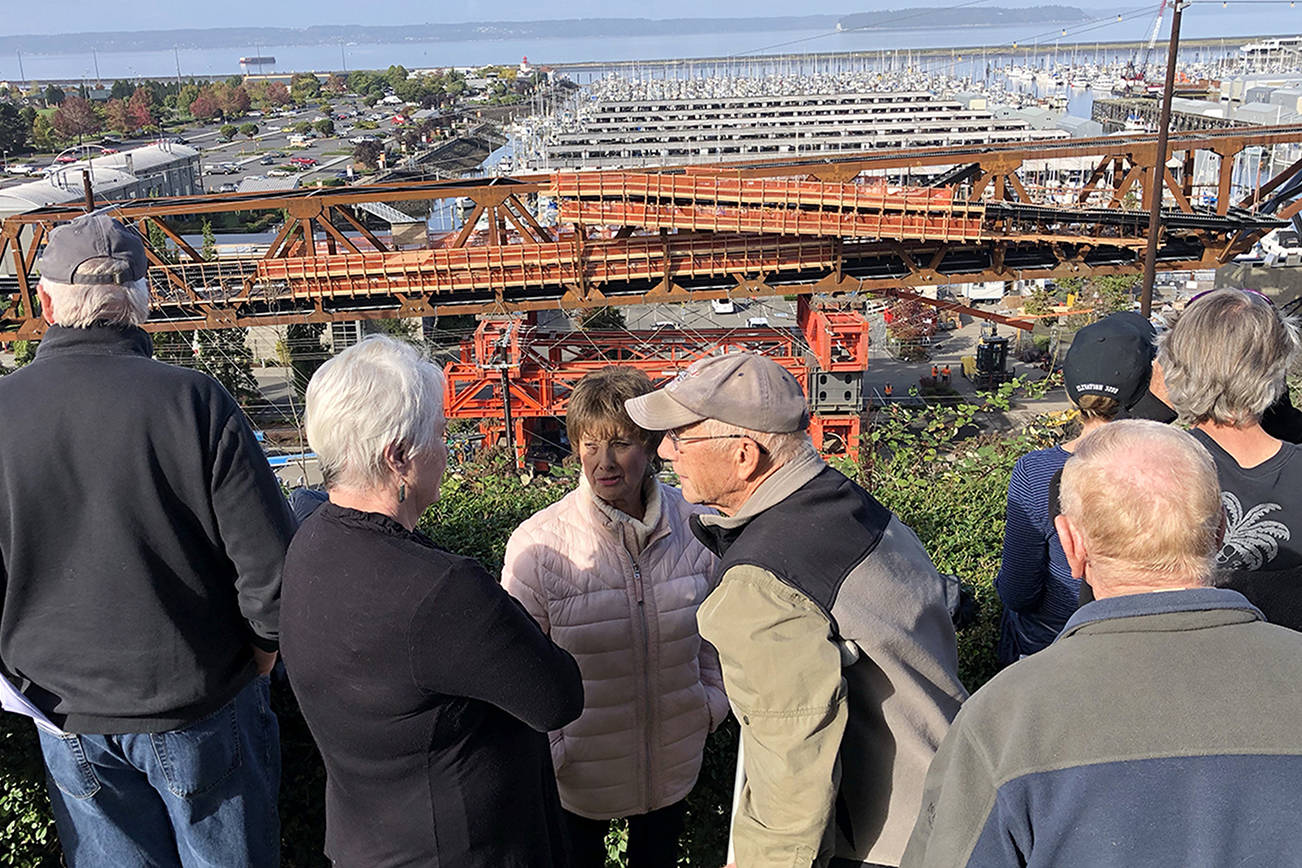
[0,8,1091,56]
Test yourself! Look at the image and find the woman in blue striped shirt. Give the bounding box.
[995,313,1156,664]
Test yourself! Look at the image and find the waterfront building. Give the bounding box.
[530,90,1066,169]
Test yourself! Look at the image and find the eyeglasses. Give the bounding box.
[665,429,769,454]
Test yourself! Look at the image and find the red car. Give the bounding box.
[54,154,78,163]
[289,156,317,167]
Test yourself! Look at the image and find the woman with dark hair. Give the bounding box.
[503,365,727,868]
[995,314,1156,664]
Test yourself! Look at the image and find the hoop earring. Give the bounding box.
[398,481,407,504]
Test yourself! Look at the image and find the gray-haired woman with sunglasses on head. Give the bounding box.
[1160,288,1302,630]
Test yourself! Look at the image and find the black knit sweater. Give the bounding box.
[282,502,584,867]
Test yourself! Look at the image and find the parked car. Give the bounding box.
[746,317,770,328]
[289,156,317,167]
[6,163,35,175]
[711,298,736,314]
[54,154,78,164]
[266,168,292,177]
[259,155,277,165]
[216,182,239,193]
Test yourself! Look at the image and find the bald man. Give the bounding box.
[902,420,1302,867]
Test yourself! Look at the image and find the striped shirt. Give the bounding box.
[995,445,1079,662]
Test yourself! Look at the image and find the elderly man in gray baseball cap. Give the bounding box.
[0,212,295,865]
[626,353,967,868]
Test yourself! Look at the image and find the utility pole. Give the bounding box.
[1140,0,1187,318]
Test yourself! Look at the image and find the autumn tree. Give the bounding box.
[223,85,251,117]
[266,82,290,106]
[189,91,221,121]
[51,96,101,142]
[324,73,348,95]
[127,87,154,129]
[104,98,131,135]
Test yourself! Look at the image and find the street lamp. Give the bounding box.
[1140,0,1189,318]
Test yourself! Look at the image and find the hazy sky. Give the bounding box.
[9,0,1093,36]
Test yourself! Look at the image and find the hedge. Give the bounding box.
[0,392,1055,866]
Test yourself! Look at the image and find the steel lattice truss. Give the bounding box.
[2,124,1301,341]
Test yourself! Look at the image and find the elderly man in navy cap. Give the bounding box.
[0,212,295,866]
[626,353,967,868]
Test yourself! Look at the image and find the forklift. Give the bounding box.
[961,324,1014,390]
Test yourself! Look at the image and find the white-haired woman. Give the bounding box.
[1160,288,1302,630]
[280,335,584,867]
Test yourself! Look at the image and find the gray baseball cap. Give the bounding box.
[625,352,810,433]
[37,213,148,285]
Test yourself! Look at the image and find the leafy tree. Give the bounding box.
[176,83,200,115]
[312,118,334,136]
[1023,283,1059,325]
[577,307,627,330]
[324,73,348,95]
[283,322,327,396]
[384,65,410,90]
[30,113,56,150]
[104,98,131,135]
[353,140,383,170]
[51,96,101,141]
[189,92,221,121]
[290,73,321,101]
[266,82,291,106]
[195,328,260,406]
[43,84,64,106]
[218,124,238,140]
[225,85,251,117]
[127,87,154,129]
[374,318,416,339]
[0,103,30,154]
[108,80,135,101]
[239,122,258,139]
[201,219,217,261]
[1057,274,1140,319]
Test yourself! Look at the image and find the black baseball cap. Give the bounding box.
[36,212,148,285]
[1062,313,1155,410]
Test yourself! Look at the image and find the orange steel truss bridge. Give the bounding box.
[4,124,1302,457]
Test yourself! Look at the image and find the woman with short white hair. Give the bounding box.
[280,335,584,867]
[1160,288,1302,629]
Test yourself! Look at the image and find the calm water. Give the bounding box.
[3,8,1292,83]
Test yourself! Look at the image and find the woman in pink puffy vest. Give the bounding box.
[503,366,729,867]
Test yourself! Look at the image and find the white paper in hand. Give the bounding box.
[0,675,65,736]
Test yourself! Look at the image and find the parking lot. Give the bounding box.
[1,93,411,193]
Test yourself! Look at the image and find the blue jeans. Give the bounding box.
[38,675,280,868]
